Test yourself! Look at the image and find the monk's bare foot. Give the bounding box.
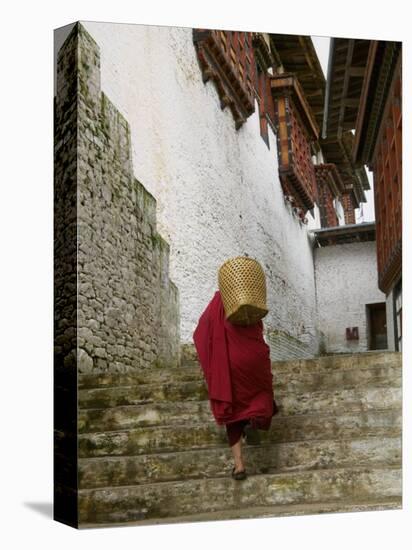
[231,438,246,473]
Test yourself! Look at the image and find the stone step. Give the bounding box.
[78,384,401,430]
[78,366,401,409]
[77,351,401,390]
[182,351,401,372]
[78,465,401,524]
[272,351,401,374]
[78,408,401,457]
[79,497,402,528]
[79,379,208,408]
[277,363,401,392]
[78,366,201,389]
[78,434,401,488]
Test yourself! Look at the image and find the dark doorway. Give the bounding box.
[367,303,388,350]
[393,279,402,351]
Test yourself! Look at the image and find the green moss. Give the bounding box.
[151,232,164,249]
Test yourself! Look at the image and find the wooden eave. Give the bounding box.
[322,38,370,140]
[341,130,369,197]
[321,131,368,207]
[352,40,402,165]
[269,34,325,128]
[252,33,275,71]
[312,221,376,247]
[271,73,319,140]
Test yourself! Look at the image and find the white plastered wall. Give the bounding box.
[314,241,387,353]
[58,22,322,357]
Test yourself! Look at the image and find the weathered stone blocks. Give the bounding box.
[55,23,180,375]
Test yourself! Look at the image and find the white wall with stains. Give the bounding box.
[57,22,321,358]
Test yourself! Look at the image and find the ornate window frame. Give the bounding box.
[271,74,319,213]
[193,29,256,129]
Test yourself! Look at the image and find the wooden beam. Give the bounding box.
[306,89,323,97]
[279,47,306,57]
[337,40,355,138]
[343,98,361,107]
[342,120,356,131]
[297,70,318,79]
[348,66,366,77]
[353,41,378,162]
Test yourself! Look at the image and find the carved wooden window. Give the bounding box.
[314,163,344,228]
[272,74,319,212]
[373,60,402,293]
[340,192,356,225]
[193,29,255,128]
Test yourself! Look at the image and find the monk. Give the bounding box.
[193,290,278,481]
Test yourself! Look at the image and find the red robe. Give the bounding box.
[193,290,278,428]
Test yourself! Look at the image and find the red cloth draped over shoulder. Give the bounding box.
[193,290,278,427]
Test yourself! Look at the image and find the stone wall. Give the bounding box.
[314,241,386,354]
[55,23,180,374]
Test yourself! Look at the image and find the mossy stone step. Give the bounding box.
[272,351,401,373]
[78,435,401,488]
[77,364,401,408]
[78,366,201,389]
[77,351,401,390]
[78,408,401,457]
[275,363,401,392]
[78,465,401,524]
[78,384,401,422]
[78,379,208,408]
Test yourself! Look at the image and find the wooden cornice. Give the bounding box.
[353,40,402,165]
[252,33,275,72]
[352,41,379,163]
[193,29,255,129]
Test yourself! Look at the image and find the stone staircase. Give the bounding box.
[77,351,402,527]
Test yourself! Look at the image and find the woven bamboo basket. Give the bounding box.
[218,256,268,325]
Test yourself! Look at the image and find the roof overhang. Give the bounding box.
[352,40,402,166]
[312,221,376,246]
[322,37,370,140]
[269,34,325,129]
[321,131,369,207]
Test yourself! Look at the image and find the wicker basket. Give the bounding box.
[218,256,268,325]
